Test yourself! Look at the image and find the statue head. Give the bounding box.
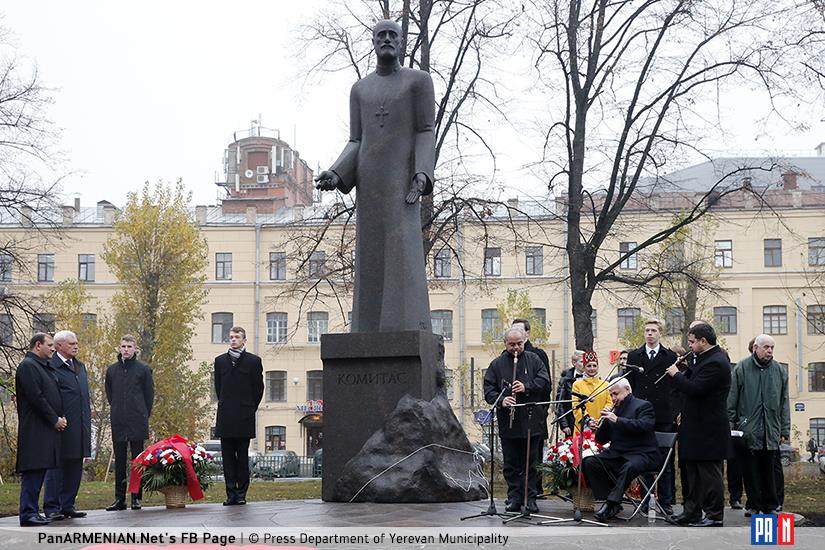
[373,19,402,64]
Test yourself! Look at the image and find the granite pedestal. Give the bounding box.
[320,330,443,502]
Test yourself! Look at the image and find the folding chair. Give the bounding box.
[619,431,678,522]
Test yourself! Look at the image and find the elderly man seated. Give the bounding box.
[582,378,661,521]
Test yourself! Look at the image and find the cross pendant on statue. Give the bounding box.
[375,104,389,127]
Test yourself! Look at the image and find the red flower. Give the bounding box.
[560,455,569,462]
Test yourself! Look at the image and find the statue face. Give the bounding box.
[373,23,401,63]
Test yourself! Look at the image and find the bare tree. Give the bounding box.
[529,0,825,349]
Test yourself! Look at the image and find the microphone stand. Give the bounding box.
[461,382,511,521]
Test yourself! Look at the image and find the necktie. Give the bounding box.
[67,359,76,374]
[649,349,656,360]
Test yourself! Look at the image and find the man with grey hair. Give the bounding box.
[728,334,789,516]
[582,377,660,521]
[44,330,91,520]
[484,326,551,513]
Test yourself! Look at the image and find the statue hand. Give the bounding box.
[315,170,341,191]
[405,173,427,204]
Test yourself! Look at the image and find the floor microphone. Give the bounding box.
[624,364,644,373]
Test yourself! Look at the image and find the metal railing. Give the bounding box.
[211,454,321,480]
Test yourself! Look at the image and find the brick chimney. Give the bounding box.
[195,205,207,225]
[62,205,75,225]
[782,171,798,190]
[102,203,116,225]
[816,142,825,157]
[245,206,257,224]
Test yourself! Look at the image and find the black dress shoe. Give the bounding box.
[744,509,757,517]
[730,500,743,509]
[46,512,65,520]
[131,498,142,510]
[689,518,723,527]
[527,500,539,514]
[222,499,236,506]
[20,516,51,527]
[672,513,700,525]
[505,501,522,512]
[662,504,674,516]
[62,509,87,518]
[235,499,247,505]
[106,500,127,511]
[594,501,622,521]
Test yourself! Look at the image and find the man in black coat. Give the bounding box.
[626,318,679,514]
[15,333,66,526]
[44,330,91,520]
[666,322,731,527]
[105,335,154,511]
[484,326,551,514]
[582,378,661,521]
[214,326,264,505]
[555,350,584,436]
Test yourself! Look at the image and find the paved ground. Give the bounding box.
[0,498,822,549]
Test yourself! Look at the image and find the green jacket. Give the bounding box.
[727,355,790,451]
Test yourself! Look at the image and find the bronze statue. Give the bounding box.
[315,19,435,333]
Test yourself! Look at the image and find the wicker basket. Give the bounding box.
[572,487,595,512]
[159,485,188,509]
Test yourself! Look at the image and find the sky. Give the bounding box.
[2,1,825,209]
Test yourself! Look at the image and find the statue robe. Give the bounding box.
[330,66,435,333]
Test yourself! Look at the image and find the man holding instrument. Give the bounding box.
[484,327,551,513]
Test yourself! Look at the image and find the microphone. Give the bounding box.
[624,364,645,373]
[571,390,591,401]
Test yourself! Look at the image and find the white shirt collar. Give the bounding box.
[55,352,70,364]
[645,343,661,355]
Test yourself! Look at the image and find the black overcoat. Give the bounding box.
[214,350,264,439]
[105,354,154,442]
[594,394,661,470]
[673,345,731,461]
[51,354,92,459]
[483,350,551,439]
[626,344,679,430]
[15,352,63,472]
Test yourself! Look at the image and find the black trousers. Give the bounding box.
[743,449,779,513]
[221,437,250,501]
[113,439,144,501]
[43,458,84,515]
[18,469,47,523]
[583,453,657,504]
[773,451,784,506]
[726,457,743,503]
[500,436,542,505]
[682,459,724,522]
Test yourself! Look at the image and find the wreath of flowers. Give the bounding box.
[132,439,216,493]
[539,430,608,491]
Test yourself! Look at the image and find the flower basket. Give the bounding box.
[159,485,189,509]
[129,434,217,508]
[540,430,607,509]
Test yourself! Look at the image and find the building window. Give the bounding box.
[714,306,738,335]
[531,308,546,333]
[665,307,685,336]
[32,313,55,335]
[809,363,825,392]
[763,305,787,335]
[266,371,287,402]
[619,242,637,270]
[37,254,54,282]
[0,254,12,281]
[215,253,232,280]
[764,239,782,267]
[481,308,502,341]
[808,305,825,336]
[811,418,825,445]
[211,312,233,343]
[266,312,288,343]
[0,313,13,344]
[590,309,598,338]
[525,246,543,276]
[810,238,825,266]
[77,254,95,282]
[483,247,501,277]
[307,311,328,343]
[269,252,286,280]
[434,249,451,278]
[265,426,287,452]
[714,240,733,268]
[665,242,685,270]
[81,313,97,330]
[307,370,323,400]
[431,310,453,341]
[617,308,641,335]
[308,251,326,278]
[444,368,454,400]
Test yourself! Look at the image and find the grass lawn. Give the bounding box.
[0,479,321,517]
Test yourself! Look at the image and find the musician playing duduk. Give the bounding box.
[582,378,661,522]
[483,327,551,514]
[571,351,611,433]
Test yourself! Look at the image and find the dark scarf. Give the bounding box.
[753,352,772,368]
[228,347,244,365]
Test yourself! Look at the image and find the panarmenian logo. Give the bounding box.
[751,513,795,545]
